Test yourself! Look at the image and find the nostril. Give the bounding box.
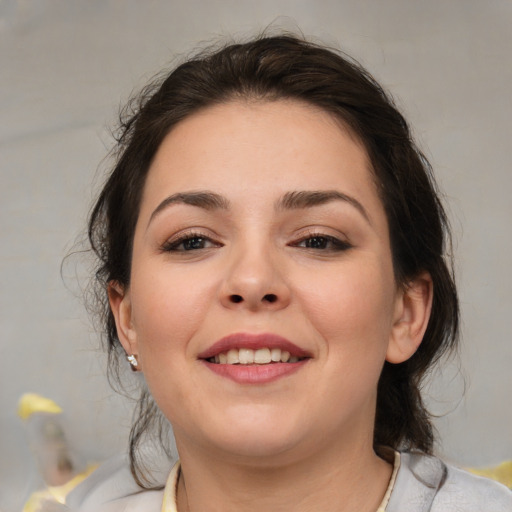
[263,293,277,303]
[230,294,243,303]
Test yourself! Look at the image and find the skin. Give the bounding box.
[109,99,432,512]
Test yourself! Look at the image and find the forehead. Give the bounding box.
[140,99,383,222]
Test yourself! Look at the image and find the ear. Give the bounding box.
[386,272,433,364]
[108,281,139,361]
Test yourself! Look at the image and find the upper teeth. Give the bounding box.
[210,348,300,364]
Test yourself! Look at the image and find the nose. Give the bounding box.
[219,245,291,312]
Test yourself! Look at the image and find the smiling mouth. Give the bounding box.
[206,347,306,365]
[200,334,310,383]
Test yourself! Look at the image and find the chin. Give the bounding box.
[213,431,302,462]
[203,411,309,461]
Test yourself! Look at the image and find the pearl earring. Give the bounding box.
[127,354,139,371]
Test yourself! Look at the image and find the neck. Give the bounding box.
[174,435,393,512]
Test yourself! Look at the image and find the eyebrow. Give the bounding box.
[147,189,370,227]
[148,191,230,226]
[277,190,371,224]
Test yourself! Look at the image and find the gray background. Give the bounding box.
[1,1,511,510]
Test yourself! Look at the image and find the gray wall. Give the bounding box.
[1,1,511,510]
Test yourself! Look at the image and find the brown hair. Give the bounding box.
[88,33,459,487]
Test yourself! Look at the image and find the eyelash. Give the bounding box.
[291,232,352,252]
[161,231,222,252]
[161,231,352,253]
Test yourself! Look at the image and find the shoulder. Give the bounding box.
[65,454,168,512]
[433,461,512,511]
[388,451,512,512]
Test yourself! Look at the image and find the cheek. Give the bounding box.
[300,264,396,411]
[294,260,395,404]
[128,270,215,420]
[296,259,396,362]
[129,267,216,362]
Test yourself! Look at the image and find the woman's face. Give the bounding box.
[111,100,426,464]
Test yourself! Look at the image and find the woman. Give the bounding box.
[66,34,511,511]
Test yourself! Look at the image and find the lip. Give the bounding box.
[202,360,307,384]
[198,333,312,385]
[197,332,311,360]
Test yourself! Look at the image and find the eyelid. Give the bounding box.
[160,228,223,252]
[290,229,353,251]
[292,226,350,241]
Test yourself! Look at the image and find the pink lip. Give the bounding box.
[197,332,311,360]
[198,333,311,385]
[203,360,307,384]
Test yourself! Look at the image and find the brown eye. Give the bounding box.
[302,236,330,249]
[294,234,352,251]
[162,234,221,252]
[180,237,209,251]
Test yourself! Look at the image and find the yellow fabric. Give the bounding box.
[22,465,98,512]
[467,461,512,489]
[17,393,62,420]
